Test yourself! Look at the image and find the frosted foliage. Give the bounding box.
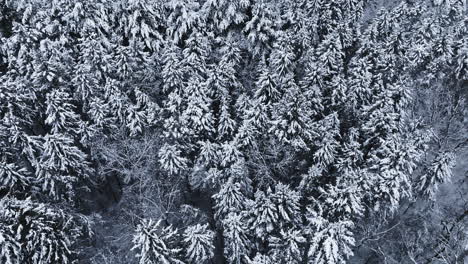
[213,178,247,219]
[0,162,29,194]
[308,218,355,264]
[132,219,183,264]
[0,198,87,264]
[0,0,465,263]
[223,212,250,264]
[158,144,188,175]
[183,223,214,263]
[419,152,456,198]
[249,189,278,240]
[0,225,21,264]
[269,229,306,263]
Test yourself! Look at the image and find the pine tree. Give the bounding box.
[218,98,237,140]
[316,32,344,77]
[116,0,166,51]
[166,0,203,43]
[248,188,277,242]
[313,113,340,168]
[183,223,215,263]
[0,198,90,264]
[0,161,30,196]
[158,143,188,175]
[201,0,251,32]
[271,183,301,228]
[418,151,456,198]
[247,253,273,264]
[181,77,215,136]
[346,56,373,110]
[307,214,355,264]
[45,89,81,135]
[269,228,305,264]
[36,133,91,200]
[270,77,314,149]
[0,223,21,264]
[223,212,250,264]
[161,45,184,94]
[213,177,248,220]
[243,1,279,53]
[254,64,280,105]
[319,184,364,220]
[132,219,183,264]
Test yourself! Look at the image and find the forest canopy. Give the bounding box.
[0,0,467,263]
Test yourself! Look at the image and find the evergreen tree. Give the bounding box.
[202,0,251,32]
[213,177,248,220]
[183,223,215,263]
[247,253,273,264]
[418,151,456,198]
[307,215,355,264]
[0,1,466,263]
[132,219,183,264]
[158,143,189,175]
[0,161,30,196]
[36,133,91,200]
[223,212,250,264]
[269,228,305,264]
[248,188,278,243]
[0,198,90,264]
[166,0,202,43]
[0,223,21,264]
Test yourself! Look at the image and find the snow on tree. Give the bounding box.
[158,143,188,175]
[201,0,251,32]
[218,98,237,140]
[268,228,305,264]
[318,183,364,220]
[248,188,278,242]
[243,1,279,53]
[166,0,203,43]
[247,253,273,264]
[254,63,280,106]
[0,161,30,196]
[270,78,315,149]
[0,223,21,264]
[299,164,324,192]
[181,77,215,136]
[45,89,81,135]
[0,198,90,264]
[126,104,147,136]
[307,212,356,264]
[346,57,373,109]
[182,30,211,76]
[418,151,456,198]
[206,54,240,139]
[36,133,91,200]
[213,177,248,220]
[197,140,220,167]
[271,183,301,228]
[183,223,215,263]
[0,1,466,263]
[313,113,340,168]
[335,129,363,174]
[87,97,115,131]
[116,0,166,51]
[132,219,183,264]
[222,212,250,264]
[316,32,344,77]
[161,45,184,94]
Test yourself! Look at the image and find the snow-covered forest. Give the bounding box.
[0,0,467,263]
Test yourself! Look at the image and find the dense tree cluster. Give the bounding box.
[0,0,466,263]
